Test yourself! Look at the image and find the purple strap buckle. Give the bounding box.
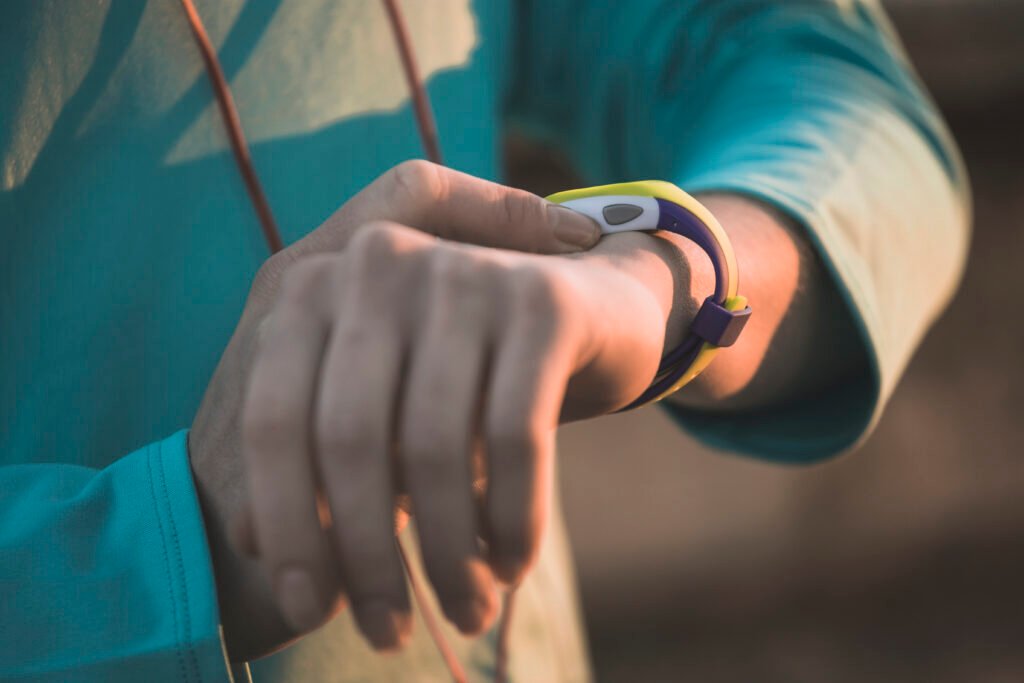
[690,297,751,347]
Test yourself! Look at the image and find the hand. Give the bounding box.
[233,223,671,654]
[187,161,603,661]
[213,186,859,663]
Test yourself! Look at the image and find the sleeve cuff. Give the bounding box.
[663,176,880,463]
[149,429,251,683]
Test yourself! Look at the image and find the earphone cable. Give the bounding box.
[178,0,284,255]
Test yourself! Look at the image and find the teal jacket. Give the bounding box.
[0,1,967,681]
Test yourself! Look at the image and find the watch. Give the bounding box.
[546,181,752,409]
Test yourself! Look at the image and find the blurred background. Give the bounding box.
[510,1,1024,681]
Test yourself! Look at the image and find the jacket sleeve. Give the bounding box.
[507,0,970,460]
[0,430,248,682]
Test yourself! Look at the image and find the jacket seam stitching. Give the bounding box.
[156,436,204,683]
[146,443,191,683]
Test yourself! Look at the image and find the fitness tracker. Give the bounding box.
[546,181,751,409]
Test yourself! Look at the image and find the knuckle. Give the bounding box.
[278,254,336,305]
[349,220,403,260]
[509,265,561,312]
[336,319,376,350]
[507,267,580,337]
[251,310,278,356]
[315,413,373,461]
[389,159,448,208]
[251,248,298,300]
[429,249,478,292]
[498,190,546,251]
[242,400,294,453]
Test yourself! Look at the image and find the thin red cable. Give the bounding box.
[378,2,520,679]
[179,0,284,254]
[397,540,469,683]
[378,3,516,679]
[493,587,517,683]
[181,2,517,681]
[380,0,443,165]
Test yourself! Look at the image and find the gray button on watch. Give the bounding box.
[601,203,645,225]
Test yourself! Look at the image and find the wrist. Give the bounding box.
[187,426,294,661]
[559,231,712,417]
[577,228,713,357]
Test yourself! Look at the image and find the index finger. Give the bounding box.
[291,160,601,257]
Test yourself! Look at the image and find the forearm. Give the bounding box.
[566,193,862,416]
[681,194,862,411]
[513,0,969,458]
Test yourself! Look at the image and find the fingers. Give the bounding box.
[484,269,575,585]
[241,254,342,633]
[399,248,499,635]
[292,160,601,258]
[244,218,581,650]
[313,224,425,650]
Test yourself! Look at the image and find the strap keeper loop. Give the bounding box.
[691,297,751,347]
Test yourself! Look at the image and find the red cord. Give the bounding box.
[179,0,284,255]
[181,2,517,680]
[397,540,469,683]
[380,0,444,166]
[493,588,517,683]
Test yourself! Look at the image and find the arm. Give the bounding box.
[205,0,970,658]
[560,193,863,415]
[212,185,858,657]
[0,432,241,683]
[0,164,599,675]
[187,162,604,660]
[509,0,970,458]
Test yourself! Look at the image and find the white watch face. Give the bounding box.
[555,195,661,234]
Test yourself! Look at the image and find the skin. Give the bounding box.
[188,160,861,662]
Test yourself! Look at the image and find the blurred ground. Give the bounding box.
[510,3,1024,681]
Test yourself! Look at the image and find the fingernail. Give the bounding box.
[548,203,601,250]
[275,567,322,632]
[444,594,497,635]
[355,599,411,651]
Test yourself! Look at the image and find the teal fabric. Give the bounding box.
[0,431,236,681]
[1,0,967,680]
[507,0,969,460]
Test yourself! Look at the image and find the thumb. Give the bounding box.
[293,160,602,258]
